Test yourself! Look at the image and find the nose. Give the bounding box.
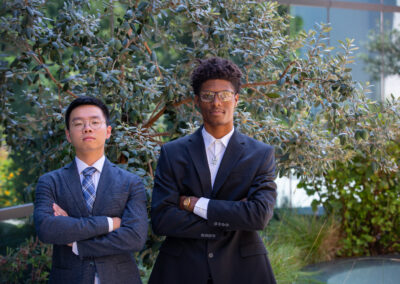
[212,94,222,105]
[83,123,93,133]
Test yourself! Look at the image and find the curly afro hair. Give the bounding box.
[190,57,242,96]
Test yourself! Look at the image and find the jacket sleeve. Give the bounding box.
[34,175,109,245]
[207,146,277,231]
[151,146,223,240]
[76,176,148,258]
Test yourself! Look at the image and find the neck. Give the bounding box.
[76,151,104,166]
[203,123,233,139]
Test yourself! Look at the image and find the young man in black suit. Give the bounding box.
[150,57,277,284]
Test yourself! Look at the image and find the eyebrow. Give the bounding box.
[200,90,234,93]
[71,116,102,121]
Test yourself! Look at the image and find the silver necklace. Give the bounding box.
[210,140,223,166]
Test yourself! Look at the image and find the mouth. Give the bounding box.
[83,137,96,141]
[210,109,224,115]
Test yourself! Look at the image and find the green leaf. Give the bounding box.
[265,93,280,99]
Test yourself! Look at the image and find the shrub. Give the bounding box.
[299,141,400,256]
[0,147,23,207]
[0,220,36,255]
[0,236,52,284]
[264,211,341,264]
[261,212,340,283]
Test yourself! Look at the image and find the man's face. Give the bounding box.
[195,79,238,129]
[65,105,111,156]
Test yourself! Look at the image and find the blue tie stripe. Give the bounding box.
[82,167,97,212]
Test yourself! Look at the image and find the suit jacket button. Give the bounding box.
[208,252,214,258]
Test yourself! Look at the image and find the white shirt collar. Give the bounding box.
[201,126,234,149]
[75,155,106,175]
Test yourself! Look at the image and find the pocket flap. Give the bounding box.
[240,242,267,258]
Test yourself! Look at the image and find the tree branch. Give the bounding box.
[143,41,163,78]
[142,97,192,129]
[147,159,154,178]
[26,45,77,98]
[242,60,297,88]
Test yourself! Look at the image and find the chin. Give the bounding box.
[207,121,228,127]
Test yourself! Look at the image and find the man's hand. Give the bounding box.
[53,203,68,216]
[179,196,199,212]
[112,217,121,231]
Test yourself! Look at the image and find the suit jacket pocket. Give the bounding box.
[107,192,130,213]
[240,242,267,258]
[159,238,183,257]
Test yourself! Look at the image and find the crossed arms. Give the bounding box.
[151,145,277,240]
[34,174,147,258]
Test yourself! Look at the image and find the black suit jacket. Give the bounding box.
[149,127,277,284]
[34,158,148,284]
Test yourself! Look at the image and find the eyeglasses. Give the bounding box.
[199,91,236,103]
[71,119,105,130]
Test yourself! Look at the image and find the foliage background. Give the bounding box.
[0,147,22,207]
[1,0,400,279]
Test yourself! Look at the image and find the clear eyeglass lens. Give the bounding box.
[200,91,234,102]
[72,119,103,130]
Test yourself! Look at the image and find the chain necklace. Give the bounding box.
[210,140,224,166]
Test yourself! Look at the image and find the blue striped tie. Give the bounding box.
[82,167,97,212]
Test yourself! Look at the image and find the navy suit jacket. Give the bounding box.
[149,127,277,284]
[34,158,147,284]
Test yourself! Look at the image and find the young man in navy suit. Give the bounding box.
[34,96,147,284]
[149,57,277,284]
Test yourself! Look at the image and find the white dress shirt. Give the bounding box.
[72,156,113,284]
[193,127,234,219]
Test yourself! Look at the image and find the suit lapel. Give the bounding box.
[187,127,213,198]
[62,160,90,216]
[92,158,114,215]
[212,130,245,197]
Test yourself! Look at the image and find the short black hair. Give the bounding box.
[65,96,110,130]
[190,57,242,96]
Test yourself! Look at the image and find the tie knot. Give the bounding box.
[82,167,96,177]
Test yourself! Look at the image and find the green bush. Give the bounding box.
[262,212,340,283]
[0,147,23,207]
[299,141,400,256]
[266,211,341,263]
[0,220,36,255]
[0,236,52,284]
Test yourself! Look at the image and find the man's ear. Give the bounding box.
[106,125,112,139]
[65,129,71,143]
[234,94,239,107]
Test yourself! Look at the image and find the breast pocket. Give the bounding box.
[104,192,130,215]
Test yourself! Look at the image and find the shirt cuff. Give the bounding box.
[107,217,113,232]
[193,197,210,219]
[72,242,79,255]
